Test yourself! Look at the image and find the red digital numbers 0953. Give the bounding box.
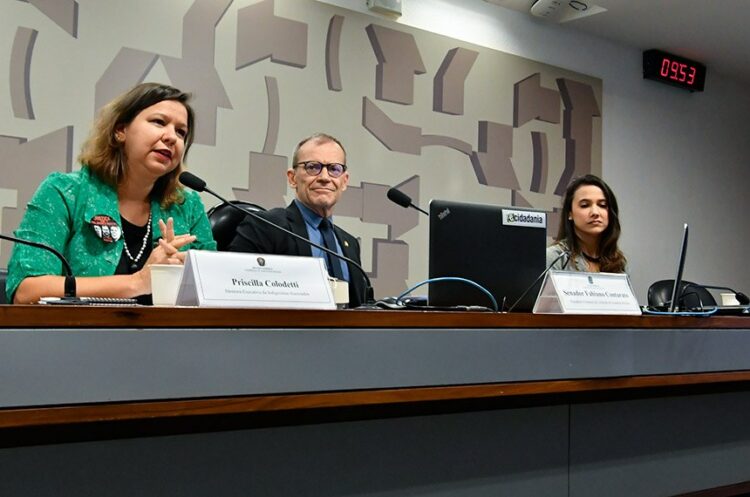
[660,57,697,85]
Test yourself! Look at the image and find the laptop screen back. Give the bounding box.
[669,223,689,312]
[428,200,546,311]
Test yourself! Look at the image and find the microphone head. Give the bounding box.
[387,187,412,208]
[179,171,206,192]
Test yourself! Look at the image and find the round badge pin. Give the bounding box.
[90,215,121,243]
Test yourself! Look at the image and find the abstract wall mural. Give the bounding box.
[0,0,601,297]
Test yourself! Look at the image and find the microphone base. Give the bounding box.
[39,296,90,305]
[352,302,383,310]
[353,287,380,310]
[39,296,139,306]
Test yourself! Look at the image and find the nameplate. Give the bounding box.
[533,270,641,315]
[176,250,336,309]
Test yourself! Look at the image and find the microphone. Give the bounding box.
[505,249,570,313]
[386,187,429,216]
[0,233,77,299]
[180,172,206,192]
[684,283,750,306]
[179,171,376,307]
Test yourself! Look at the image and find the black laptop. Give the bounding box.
[666,224,749,315]
[428,200,547,311]
[669,224,689,312]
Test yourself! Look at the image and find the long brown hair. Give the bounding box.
[556,174,626,273]
[78,82,195,207]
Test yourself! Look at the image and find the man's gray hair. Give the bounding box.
[291,133,347,166]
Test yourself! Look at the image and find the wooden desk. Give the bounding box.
[2,306,750,496]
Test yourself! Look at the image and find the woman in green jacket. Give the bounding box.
[8,83,216,304]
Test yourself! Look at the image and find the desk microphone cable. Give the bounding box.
[641,307,719,317]
[394,277,499,312]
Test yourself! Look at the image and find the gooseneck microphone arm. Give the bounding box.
[0,233,77,298]
[386,187,429,216]
[683,283,750,306]
[505,250,570,313]
[179,171,375,306]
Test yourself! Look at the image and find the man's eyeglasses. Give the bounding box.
[295,161,347,178]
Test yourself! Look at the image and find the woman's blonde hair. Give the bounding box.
[78,82,195,207]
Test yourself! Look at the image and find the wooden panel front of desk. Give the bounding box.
[1,307,750,496]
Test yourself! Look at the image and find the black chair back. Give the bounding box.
[207,200,265,251]
[648,279,717,309]
[0,268,7,304]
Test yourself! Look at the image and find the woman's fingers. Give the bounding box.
[147,224,195,266]
[157,238,194,260]
[158,238,178,256]
[170,234,197,249]
[167,254,185,264]
[159,217,175,242]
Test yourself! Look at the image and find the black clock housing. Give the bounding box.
[643,49,706,92]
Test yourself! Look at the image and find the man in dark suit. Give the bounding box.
[228,133,367,307]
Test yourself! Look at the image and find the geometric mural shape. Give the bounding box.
[334,184,364,220]
[514,73,561,127]
[262,76,281,155]
[96,0,233,146]
[530,131,549,193]
[369,237,409,298]
[363,99,472,157]
[0,127,74,266]
[387,174,421,239]
[160,0,233,146]
[555,78,601,195]
[434,47,479,115]
[361,176,420,239]
[362,97,422,155]
[232,152,289,210]
[470,121,520,189]
[366,24,426,105]
[95,48,160,112]
[18,0,78,37]
[236,0,308,69]
[10,27,38,120]
[422,134,473,156]
[326,15,345,91]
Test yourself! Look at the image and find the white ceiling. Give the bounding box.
[487,0,750,84]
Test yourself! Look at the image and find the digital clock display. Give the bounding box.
[643,49,706,92]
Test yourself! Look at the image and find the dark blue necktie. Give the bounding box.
[319,218,345,280]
